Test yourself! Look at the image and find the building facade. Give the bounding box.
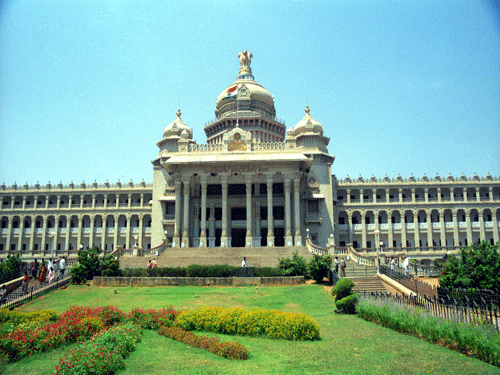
[1,51,499,258]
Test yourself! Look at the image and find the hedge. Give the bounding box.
[120,265,282,278]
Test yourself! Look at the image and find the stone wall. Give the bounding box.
[93,276,305,287]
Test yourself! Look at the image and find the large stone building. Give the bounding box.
[1,51,499,259]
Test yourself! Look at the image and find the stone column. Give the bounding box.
[452,210,459,248]
[65,217,71,254]
[128,194,132,209]
[413,209,420,249]
[140,193,144,208]
[385,189,390,203]
[45,195,49,209]
[138,214,144,248]
[101,216,107,251]
[92,195,96,209]
[361,211,367,248]
[476,187,480,202]
[360,189,364,204]
[173,180,182,246]
[200,178,207,247]
[34,195,38,210]
[80,195,84,210]
[398,188,403,203]
[41,216,48,256]
[439,209,446,248]
[387,210,393,248]
[492,210,499,244]
[104,194,108,209]
[125,214,131,249]
[17,215,25,253]
[411,188,416,203]
[489,187,494,202]
[113,214,119,250]
[400,210,407,248]
[346,189,351,204]
[450,187,455,202]
[463,187,468,202]
[89,214,95,248]
[53,215,60,255]
[372,189,377,203]
[182,180,190,247]
[221,177,228,247]
[347,211,353,244]
[29,217,35,253]
[76,215,83,250]
[424,188,429,203]
[22,196,26,210]
[426,210,433,248]
[266,174,274,247]
[293,178,302,245]
[465,209,472,246]
[245,175,253,247]
[284,178,293,246]
[5,217,13,254]
[437,188,442,203]
[478,208,485,242]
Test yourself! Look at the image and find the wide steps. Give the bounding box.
[120,246,313,269]
[350,277,387,293]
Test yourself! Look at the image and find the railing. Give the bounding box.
[379,265,438,297]
[0,265,27,285]
[143,239,167,257]
[305,237,328,256]
[348,245,375,266]
[357,291,500,332]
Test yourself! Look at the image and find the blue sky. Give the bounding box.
[1,0,499,186]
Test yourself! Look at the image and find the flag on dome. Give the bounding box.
[222,84,239,100]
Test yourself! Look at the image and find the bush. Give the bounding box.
[71,247,120,284]
[278,251,308,277]
[186,264,238,277]
[254,267,282,277]
[127,307,180,329]
[332,278,357,314]
[357,298,500,366]
[157,325,248,360]
[0,254,22,279]
[308,254,332,282]
[175,306,320,341]
[54,323,142,375]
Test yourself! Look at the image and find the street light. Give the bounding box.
[306,228,310,238]
[374,229,381,274]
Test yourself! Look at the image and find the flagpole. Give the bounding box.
[236,84,239,128]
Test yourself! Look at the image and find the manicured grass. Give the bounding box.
[6,284,499,374]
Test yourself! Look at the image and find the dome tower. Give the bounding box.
[204,50,286,144]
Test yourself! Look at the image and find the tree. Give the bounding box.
[278,251,308,277]
[308,254,332,282]
[439,242,500,290]
[71,247,120,284]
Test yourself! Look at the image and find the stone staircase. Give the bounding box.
[351,276,387,293]
[119,246,313,269]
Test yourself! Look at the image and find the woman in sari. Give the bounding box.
[38,260,47,284]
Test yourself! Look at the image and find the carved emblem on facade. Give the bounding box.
[228,133,246,151]
[238,50,253,75]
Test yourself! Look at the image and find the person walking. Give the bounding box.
[390,257,396,276]
[241,257,249,267]
[58,256,66,279]
[21,272,30,294]
[31,259,39,279]
[334,257,339,274]
[340,258,347,277]
[38,260,47,284]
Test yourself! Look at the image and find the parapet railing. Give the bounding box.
[305,237,329,256]
[347,245,375,266]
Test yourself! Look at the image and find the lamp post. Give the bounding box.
[374,229,381,274]
[306,228,310,238]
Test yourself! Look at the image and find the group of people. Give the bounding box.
[333,257,347,277]
[147,259,158,268]
[22,257,67,294]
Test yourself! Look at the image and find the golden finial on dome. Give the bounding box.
[305,105,310,115]
[176,108,182,118]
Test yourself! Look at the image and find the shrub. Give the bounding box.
[357,298,500,366]
[127,307,180,329]
[157,325,248,360]
[332,278,357,314]
[186,264,238,277]
[254,267,282,277]
[332,278,355,300]
[71,247,121,284]
[308,254,332,282]
[278,251,308,277]
[54,323,142,375]
[99,254,120,277]
[175,306,320,341]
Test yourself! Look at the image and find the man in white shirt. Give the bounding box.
[59,256,67,279]
[241,257,248,267]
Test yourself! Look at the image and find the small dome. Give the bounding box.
[163,108,192,139]
[215,80,275,118]
[292,105,323,136]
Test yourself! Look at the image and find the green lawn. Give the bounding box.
[3,284,499,375]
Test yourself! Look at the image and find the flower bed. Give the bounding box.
[175,307,320,341]
[54,323,142,375]
[157,325,248,360]
[128,307,180,329]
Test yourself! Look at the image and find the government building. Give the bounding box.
[1,51,499,261]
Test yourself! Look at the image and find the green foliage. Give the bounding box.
[71,247,120,284]
[54,323,142,375]
[128,307,180,330]
[0,308,60,327]
[439,242,500,290]
[186,264,237,277]
[332,278,357,314]
[0,254,22,276]
[278,251,308,277]
[357,298,500,366]
[308,254,332,282]
[175,306,320,341]
[157,325,249,360]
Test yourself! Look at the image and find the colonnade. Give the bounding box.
[172,173,303,248]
